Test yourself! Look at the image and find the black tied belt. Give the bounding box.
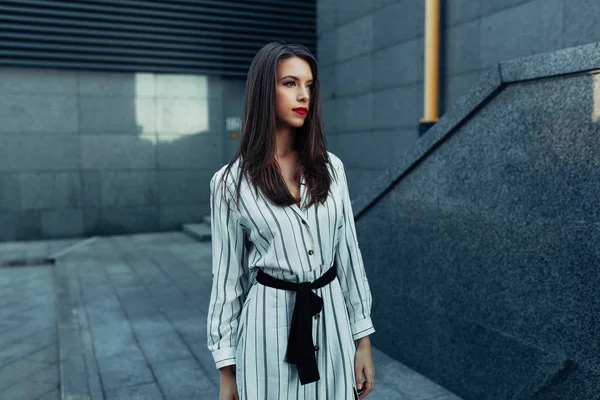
[256,265,337,385]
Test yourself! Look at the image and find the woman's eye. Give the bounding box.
[284,82,312,89]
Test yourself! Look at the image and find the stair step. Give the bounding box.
[182,223,211,242]
[203,214,211,226]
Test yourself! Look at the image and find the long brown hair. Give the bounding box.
[218,42,333,210]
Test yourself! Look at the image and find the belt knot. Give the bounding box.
[255,265,337,385]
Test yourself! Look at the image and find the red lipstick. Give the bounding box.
[293,107,308,116]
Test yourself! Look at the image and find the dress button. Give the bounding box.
[314,314,320,320]
[308,250,314,255]
[314,345,320,351]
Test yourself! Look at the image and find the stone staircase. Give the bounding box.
[182,214,211,242]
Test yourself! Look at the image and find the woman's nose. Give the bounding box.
[298,87,309,101]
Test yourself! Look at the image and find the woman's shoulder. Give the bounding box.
[211,158,242,197]
[325,151,344,172]
[210,165,228,191]
[212,158,241,181]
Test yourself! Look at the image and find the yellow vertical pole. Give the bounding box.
[419,0,440,135]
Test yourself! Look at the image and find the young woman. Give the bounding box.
[207,42,375,400]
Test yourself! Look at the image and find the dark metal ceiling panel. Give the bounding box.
[0,0,316,77]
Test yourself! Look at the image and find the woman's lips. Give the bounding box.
[293,108,307,115]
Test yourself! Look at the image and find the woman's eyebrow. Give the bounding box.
[279,75,313,82]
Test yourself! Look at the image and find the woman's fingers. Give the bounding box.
[219,375,239,400]
[358,379,372,398]
[355,361,365,392]
[355,343,375,398]
[358,364,375,398]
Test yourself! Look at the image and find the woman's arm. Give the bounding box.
[334,159,376,341]
[207,171,250,371]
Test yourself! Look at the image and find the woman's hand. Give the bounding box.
[219,365,239,400]
[354,336,375,399]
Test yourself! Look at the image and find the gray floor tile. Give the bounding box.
[0,320,54,352]
[26,344,58,365]
[35,387,61,400]
[428,394,464,400]
[138,332,192,365]
[105,382,164,400]
[363,385,406,400]
[0,379,56,400]
[96,349,155,391]
[92,333,140,359]
[0,359,48,391]
[153,358,215,399]
[129,314,173,339]
[0,264,59,400]
[29,363,60,386]
[0,327,57,360]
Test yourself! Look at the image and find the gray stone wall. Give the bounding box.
[0,67,245,241]
[350,43,600,399]
[318,0,600,195]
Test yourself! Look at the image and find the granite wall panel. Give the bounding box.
[354,59,600,398]
[444,0,481,27]
[563,0,600,48]
[0,174,20,212]
[81,135,157,170]
[0,67,242,241]
[479,0,564,69]
[444,20,481,76]
[0,94,78,134]
[0,67,77,95]
[372,38,424,90]
[336,54,373,97]
[79,96,154,135]
[372,0,424,50]
[336,15,373,62]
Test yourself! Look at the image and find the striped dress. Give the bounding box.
[207,151,375,400]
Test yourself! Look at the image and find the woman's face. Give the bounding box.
[275,56,313,130]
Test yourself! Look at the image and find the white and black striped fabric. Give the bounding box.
[207,151,375,400]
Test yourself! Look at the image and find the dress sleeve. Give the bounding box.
[207,171,250,369]
[334,160,376,341]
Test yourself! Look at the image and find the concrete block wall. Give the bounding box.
[318,0,600,196]
[0,67,245,241]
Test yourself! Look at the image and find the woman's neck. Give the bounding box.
[275,125,296,159]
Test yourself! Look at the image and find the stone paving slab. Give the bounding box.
[0,265,60,400]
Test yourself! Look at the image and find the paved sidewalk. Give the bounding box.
[0,265,60,399]
[1,232,463,399]
[60,233,221,399]
[0,237,84,400]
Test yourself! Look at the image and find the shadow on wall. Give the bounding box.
[0,68,244,241]
[80,73,219,237]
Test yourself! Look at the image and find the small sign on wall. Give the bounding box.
[226,117,241,139]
